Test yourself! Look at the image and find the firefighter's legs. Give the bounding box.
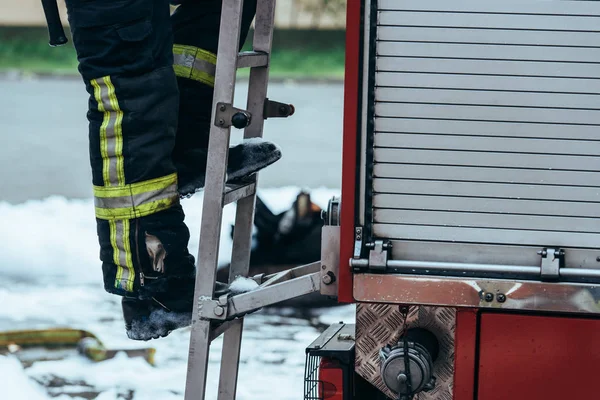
[171,0,281,197]
[66,0,279,340]
[65,0,197,339]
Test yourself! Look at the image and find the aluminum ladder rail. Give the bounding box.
[183,1,321,399]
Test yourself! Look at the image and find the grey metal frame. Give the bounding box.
[183,1,277,399]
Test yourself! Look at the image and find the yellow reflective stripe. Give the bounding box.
[122,219,134,292]
[104,77,125,187]
[110,220,122,285]
[96,197,178,221]
[110,219,135,292]
[91,79,111,186]
[93,173,177,198]
[94,173,179,221]
[173,44,217,63]
[173,44,216,87]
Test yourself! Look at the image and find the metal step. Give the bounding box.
[223,181,256,205]
[237,51,269,68]
[199,262,323,321]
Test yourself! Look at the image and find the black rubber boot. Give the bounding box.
[123,280,241,340]
[178,138,282,198]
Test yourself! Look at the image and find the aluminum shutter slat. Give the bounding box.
[378,11,600,31]
[372,179,600,203]
[376,72,600,94]
[375,118,600,140]
[373,194,600,218]
[376,87,600,109]
[374,209,600,234]
[373,164,600,187]
[372,224,600,249]
[374,133,600,156]
[378,0,600,16]
[378,42,600,64]
[374,149,600,172]
[377,26,600,48]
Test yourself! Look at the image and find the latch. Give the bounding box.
[367,240,392,271]
[214,102,252,129]
[263,98,295,119]
[539,248,565,281]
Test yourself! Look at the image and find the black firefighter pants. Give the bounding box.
[64,0,256,298]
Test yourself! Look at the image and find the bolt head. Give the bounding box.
[497,294,507,303]
[484,293,494,302]
[219,104,226,111]
[397,374,408,384]
[218,118,225,126]
[214,306,225,316]
[322,274,333,285]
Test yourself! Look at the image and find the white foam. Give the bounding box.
[229,276,260,294]
[0,355,50,400]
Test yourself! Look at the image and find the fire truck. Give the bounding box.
[39,0,600,398]
[304,1,600,399]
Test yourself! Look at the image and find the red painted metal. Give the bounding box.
[453,309,477,400]
[478,313,600,399]
[338,0,362,303]
[319,358,344,400]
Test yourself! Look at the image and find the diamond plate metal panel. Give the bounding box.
[356,304,456,400]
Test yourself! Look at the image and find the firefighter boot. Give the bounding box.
[170,0,281,198]
[123,280,254,341]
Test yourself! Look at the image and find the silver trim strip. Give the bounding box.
[354,273,600,314]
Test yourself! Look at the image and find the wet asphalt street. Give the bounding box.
[0,77,343,204]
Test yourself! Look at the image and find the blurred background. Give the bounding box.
[0,1,350,399]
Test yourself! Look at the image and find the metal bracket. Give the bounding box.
[214,102,252,129]
[367,240,392,271]
[539,248,565,281]
[198,294,230,322]
[321,226,340,297]
[198,262,322,321]
[263,98,295,119]
[353,227,363,259]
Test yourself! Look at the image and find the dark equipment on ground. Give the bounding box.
[220,191,336,307]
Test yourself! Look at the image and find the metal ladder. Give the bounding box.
[182,1,338,399]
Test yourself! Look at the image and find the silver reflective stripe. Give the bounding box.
[173,52,217,77]
[94,182,179,210]
[94,77,123,187]
[173,52,195,69]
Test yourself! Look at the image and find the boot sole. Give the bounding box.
[178,149,282,198]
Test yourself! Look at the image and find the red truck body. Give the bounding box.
[309,1,600,399]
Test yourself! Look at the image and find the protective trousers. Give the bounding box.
[64,0,256,298]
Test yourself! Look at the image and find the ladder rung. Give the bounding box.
[237,51,269,69]
[223,181,256,205]
[209,320,237,342]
